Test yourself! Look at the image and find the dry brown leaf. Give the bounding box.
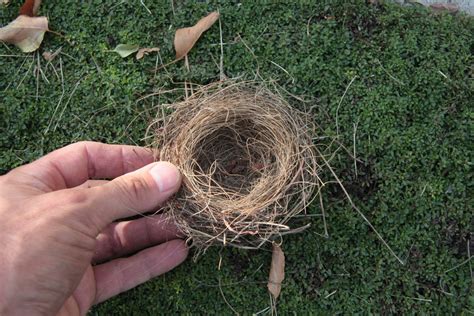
[267,243,285,299]
[2,0,11,5]
[42,51,53,60]
[0,15,48,52]
[43,47,61,61]
[174,11,219,60]
[430,3,459,13]
[136,47,160,60]
[19,0,42,17]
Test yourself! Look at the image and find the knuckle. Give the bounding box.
[109,227,126,257]
[0,174,8,187]
[49,189,103,234]
[62,189,90,206]
[0,169,19,184]
[117,176,151,204]
[71,140,97,148]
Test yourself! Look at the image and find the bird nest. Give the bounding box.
[149,81,318,250]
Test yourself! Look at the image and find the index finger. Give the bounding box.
[10,141,156,192]
[92,215,182,264]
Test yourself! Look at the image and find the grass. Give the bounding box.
[1,0,473,314]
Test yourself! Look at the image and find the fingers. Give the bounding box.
[77,180,109,189]
[93,239,188,304]
[92,215,181,264]
[81,161,181,229]
[10,141,154,192]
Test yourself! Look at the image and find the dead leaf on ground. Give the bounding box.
[19,0,42,17]
[174,11,219,60]
[2,0,11,6]
[136,47,159,60]
[113,44,139,58]
[429,3,459,13]
[267,243,285,299]
[0,15,48,52]
[43,47,61,61]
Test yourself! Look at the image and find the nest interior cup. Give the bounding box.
[150,82,318,250]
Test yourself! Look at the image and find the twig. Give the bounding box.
[218,254,223,270]
[353,120,359,178]
[139,0,152,14]
[291,213,323,218]
[183,56,190,98]
[319,185,329,237]
[218,11,225,81]
[402,296,432,302]
[35,52,41,102]
[1,41,13,53]
[218,277,239,315]
[325,290,337,299]
[16,55,35,89]
[317,147,405,265]
[90,55,102,74]
[444,256,473,274]
[0,54,30,57]
[254,306,270,315]
[438,70,448,79]
[375,59,405,85]
[154,54,160,79]
[335,75,357,136]
[468,239,473,280]
[3,56,29,92]
[238,35,261,77]
[170,0,175,16]
[45,57,65,134]
[58,51,77,61]
[270,293,277,316]
[306,15,314,36]
[109,0,126,12]
[53,76,84,132]
[269,60,295,84]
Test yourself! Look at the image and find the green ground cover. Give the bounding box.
[1,1,472,314]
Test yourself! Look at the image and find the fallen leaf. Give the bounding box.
[43,47,61,61]
[429,3,459,13]
[136,47,159,60]
[267,243,285,299]
[405,0,425,6]
[2,0,11,5]
[19,0,42,17]
[174,11,219,60]
[0,15,48,52]
[113,44,139,58]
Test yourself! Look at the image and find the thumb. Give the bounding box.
[86,161,181,228]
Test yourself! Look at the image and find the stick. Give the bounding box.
[335,75,357,136]
[317,147,405,265]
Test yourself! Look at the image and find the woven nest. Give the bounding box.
[149,81,318,250]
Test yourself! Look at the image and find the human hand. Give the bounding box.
[0,141,188,316]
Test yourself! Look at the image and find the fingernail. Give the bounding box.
[149,162,181,193]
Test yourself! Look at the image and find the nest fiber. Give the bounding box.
[151,82,318,249]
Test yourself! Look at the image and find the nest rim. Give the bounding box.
[149,81,319,250]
